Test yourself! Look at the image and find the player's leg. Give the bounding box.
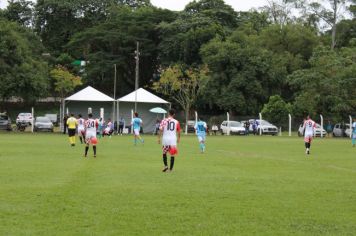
[162,146,169,172]
[84,134,91,157]
[84,143,89,157]
[79,132,83,144]
[93,145,97,157]
[170,156,175,171]
[201,135,206,153]
[352,135,356,147]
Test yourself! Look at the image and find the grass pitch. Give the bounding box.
[0,133,355,235]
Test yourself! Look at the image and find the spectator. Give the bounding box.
[211,124,218,135]
[326,120,333,138]
[244,121,250,135]
[63,114,68,134]
[118,117,125,135]
[154,119,160,135]
[252,120,258,135]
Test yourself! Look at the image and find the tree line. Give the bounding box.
[0,0,356,123]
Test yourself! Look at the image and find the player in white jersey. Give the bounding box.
[77,114,86,144]
[302,115,316,155]
[158,109,181,172]
[84,113,98,158]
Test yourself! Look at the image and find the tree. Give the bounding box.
[67,6,176,96]
[302,0,353,49]
[50,65,82,99]
[152,64,208,132]
[158,0,239,66]
[0,19,49,104]
[261,95,291,128]
[288,45,356,120]
[3,0,33,27]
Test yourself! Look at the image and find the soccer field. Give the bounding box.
[0,133,355,235]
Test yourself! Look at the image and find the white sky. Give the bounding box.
[0,0,268,11]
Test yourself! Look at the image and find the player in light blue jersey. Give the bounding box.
[194,119,207,153]
[352,118,356,147]
[132,112,144,145]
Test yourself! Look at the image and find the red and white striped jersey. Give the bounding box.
[77,118,85,129]
[160,117,181,146]
[85,118,98,133]
[303,119,316,137]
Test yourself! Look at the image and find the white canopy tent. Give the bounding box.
[61,86,115,131]
[117,88,170,133]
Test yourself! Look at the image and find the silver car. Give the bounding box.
[220,121,245,135]
[34,117,54,132]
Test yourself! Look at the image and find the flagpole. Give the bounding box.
[134,41,140,112]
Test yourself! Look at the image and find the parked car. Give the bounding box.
[16,112,32,125]
[187,120,196,133]
[220,121,245,135]
[298,123,327,137]
[333,123,348,137]
[345,124,351,138]
[34,116,54,132]
[45,114,58,126]
[250,119,278,135]
[0,113,12,131]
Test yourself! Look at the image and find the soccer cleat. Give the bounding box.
[94,155,96,158]
[162,166,169,172]
[306,148,310,155]
[71,144,75,147]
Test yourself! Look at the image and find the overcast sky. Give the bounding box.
[0,0,268,11]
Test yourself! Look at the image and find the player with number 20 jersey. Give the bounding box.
[158,109,181,172]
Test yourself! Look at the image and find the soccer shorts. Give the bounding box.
[304,135,313,143]
[197,134,206,142]
[133,128,140,136]
[68,128,76,137]
[85,131,96,143]
[162,145,178,155]
[78,128,85,136]
[352,133,356,139]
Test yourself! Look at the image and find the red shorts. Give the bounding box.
[162,145,178,155]
[304,136,313,143]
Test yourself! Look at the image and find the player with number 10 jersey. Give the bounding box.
[158,109,181,172]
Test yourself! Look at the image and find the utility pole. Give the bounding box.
[134,41,140,112]
[113,64,117,122]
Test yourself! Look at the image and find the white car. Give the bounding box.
[298,123,327,137]
[249,119,278,135]
[220,121,245,135]
[345,124,351,138]
[16,113,32,125]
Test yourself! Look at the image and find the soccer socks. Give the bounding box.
[134,138,137,145]
[163,154,168,167]
[79,136,83,144]
[199,143,203,151]
[305,142,308,149]
[170,156,175,170]
[85,146,89,156]
[93,146,97,157]
[352,138,356,146]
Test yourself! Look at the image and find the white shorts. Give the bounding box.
[134,129,140,136]
[78,128,85,136]
[197,134,206,142]
[162,138,177,147]
[86,131,96,141]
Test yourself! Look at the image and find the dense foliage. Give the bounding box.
[0,0,356,120]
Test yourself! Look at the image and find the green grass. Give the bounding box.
[0,133,355,235]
